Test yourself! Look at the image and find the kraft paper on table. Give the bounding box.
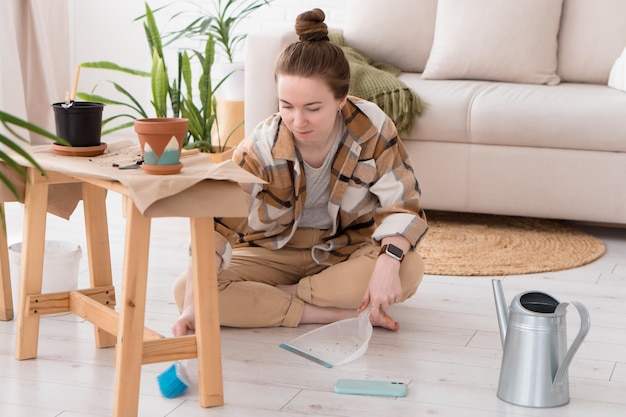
[1,141,264,219]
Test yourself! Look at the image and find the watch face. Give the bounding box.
[387,244,404,259]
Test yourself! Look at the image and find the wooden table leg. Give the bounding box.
[81,183,116,348]
[112,196,151,417]
[0,202,14,321]
[190,216,224,407]
[15,173,49,360]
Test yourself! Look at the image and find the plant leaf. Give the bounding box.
[102,121,136,136]
[151,49,168,117]
[80,61,150,77]
[0,133,48,201]
[181,51,193,102]
[76,91,146,118]
[0,111,64,144]
[144,2,164,60]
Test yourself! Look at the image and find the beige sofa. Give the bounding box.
[244,0,626,225]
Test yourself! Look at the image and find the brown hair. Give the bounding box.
[275,8,350,99]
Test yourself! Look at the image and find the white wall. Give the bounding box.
[69,0,347,140]
[237,0,348,62]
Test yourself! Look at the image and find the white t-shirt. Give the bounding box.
[298,126,343,229]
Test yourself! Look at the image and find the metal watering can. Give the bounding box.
[492,279,591,408]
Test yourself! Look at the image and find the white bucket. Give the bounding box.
[9,240,82,294]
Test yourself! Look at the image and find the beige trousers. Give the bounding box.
[173,228,424,327]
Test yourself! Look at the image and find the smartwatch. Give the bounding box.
[379,243,405,262]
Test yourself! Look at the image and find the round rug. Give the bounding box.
[420,211,606,276]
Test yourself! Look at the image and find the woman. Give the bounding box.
[173,8,428,335]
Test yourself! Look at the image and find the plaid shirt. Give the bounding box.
[215,96,428,266]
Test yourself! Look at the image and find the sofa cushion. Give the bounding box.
[343,0,437,73]
[398,75,626,153]
[421,0,563,85]
[470,83,626,153]
[397,73,491,143]
[558,0,626,84]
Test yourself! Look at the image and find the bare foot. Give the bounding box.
[369,309,400,331]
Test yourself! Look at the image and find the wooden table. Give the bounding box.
[12,165,245,416]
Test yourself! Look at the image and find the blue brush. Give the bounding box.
[157,361,191,398]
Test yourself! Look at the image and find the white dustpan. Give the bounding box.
[279,308,373,368]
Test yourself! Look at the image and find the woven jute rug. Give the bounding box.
[420,211,606,276]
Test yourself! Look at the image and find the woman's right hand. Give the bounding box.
[172,306,196,336]
[172,252,223,337]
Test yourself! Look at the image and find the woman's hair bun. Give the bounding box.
[295,8,329,42]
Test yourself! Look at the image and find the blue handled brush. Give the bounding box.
[157,361,191,398]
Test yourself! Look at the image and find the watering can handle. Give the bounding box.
[552,301,591,390]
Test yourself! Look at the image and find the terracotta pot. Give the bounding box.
[216,99,245,147]
[134,118,188,175]
[206,146,235,163]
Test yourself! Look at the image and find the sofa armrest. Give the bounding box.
[244,31,297,135]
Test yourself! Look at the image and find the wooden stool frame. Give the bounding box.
[0,202,14,321]
[13,168,225,416]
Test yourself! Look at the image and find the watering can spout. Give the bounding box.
[492,279,508,348]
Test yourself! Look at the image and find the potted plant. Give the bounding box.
[0,111,66,222]
[165,0,274,95]
[161,0,274,144]
[163,0,274,64]
[78,2,235,156]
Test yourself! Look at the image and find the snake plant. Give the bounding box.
[78,2,231,152]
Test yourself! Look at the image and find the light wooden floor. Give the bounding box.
[1,194,625,416]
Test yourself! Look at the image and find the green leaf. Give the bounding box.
[0,138,48,175]
[76,91,146,118]
[151,49,168,117]
[102,120,136,136]
[170,52,183,117]
[181,52,193,102]
[102,113,137,125]
[0,111,64,144]
[182,99,202,139]
[0,111,59,204]
[144,2,164,60]
[80,61,150,77]
[0,169,22,203]
[0,132,48,201]
[158,0,274,63]
[109,82,149,117]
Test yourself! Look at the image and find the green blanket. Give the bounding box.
[329,32,421,136]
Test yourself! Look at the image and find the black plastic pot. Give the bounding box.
[52,101,104,147]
